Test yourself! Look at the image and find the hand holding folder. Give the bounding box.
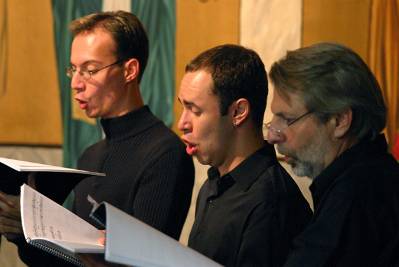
[0,191,22,235]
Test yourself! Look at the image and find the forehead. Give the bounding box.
[271,88,307,114]
[179,70,218,102]
[70,29,117,64]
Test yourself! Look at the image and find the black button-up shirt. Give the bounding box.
[284,135,399,267]
[189,143,312,267]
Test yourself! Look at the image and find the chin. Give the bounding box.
[291,166,311,178]
[85,111,100,119]
[196,155,211,166]
[291,161,319,179]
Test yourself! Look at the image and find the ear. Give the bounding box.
[332,108,352,138]
[230,98,250,127]
[124,58,140,82]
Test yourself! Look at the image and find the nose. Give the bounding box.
[177,110,191,133]
[70,72,85,91]
[266,128,285,144]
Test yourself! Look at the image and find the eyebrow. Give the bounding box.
[177,97,201,109]
[273,112,294,120]
[273,112,287,117]
[70,60,102,67]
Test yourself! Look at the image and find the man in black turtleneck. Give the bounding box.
[67,11,194,241]
[0,11,194,266]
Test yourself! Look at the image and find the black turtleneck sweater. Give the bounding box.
[16,106,194,266]
[73,106,194,239]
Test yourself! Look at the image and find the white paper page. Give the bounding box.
[21,184,104,253]
[0,157,105,176]
[104,203,222,267]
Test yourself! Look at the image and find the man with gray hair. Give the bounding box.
[266,42,399,266]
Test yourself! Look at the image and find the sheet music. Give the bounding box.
[21,184,104,252]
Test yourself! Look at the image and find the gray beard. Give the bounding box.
[289,159,324,179]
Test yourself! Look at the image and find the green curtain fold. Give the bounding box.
[132,0,176,127]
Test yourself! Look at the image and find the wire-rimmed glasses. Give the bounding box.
[264,110,314,137]
[66,59,124,80]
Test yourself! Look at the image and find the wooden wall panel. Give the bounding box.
[303,0,371,61]
[172,0,240,133]
[0,0,62,145]
[174,0,240,245]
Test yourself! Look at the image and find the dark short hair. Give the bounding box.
[70,10,149,82]
[269,42,386,141]
[185,44,268,128]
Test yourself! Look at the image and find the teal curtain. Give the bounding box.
[52,0,103,168]
[132,0,176,127]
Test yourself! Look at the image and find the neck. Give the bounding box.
[218,126,265,176]
[334,136,358,159]
[318,135,358,179]
[114,83,144,117]
[130,84,144,110]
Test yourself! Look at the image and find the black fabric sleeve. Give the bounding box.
[234,201,283,267]
[283,191,353,267]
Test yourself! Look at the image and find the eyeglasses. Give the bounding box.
[66,59,123,80]
[264,110,313,137]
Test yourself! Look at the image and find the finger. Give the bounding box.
[0,208,21,219]
[98,236,106,245]
[27,173,37,188]
[0,191,17,207]
[0,206,18,218]
[98,229,106,245]
[0,216,23,234]
[0,200,21,218]
[0,225,23,234]
[0,215,22,227]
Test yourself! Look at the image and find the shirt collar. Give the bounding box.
[207,142,278,196]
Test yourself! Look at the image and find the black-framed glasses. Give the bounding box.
[264,110,314,136]
[66,59,124,80]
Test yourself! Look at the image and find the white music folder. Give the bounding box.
[96,203,223,267]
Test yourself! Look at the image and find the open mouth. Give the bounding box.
[181,138,198,156]
[186,144,198,155]
[75,98,88,110]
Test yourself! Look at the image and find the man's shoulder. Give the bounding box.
[255,163,301,194]
[338,152,399,186]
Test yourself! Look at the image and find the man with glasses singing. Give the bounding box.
[0,10,194,266]
[267,42,399,266]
